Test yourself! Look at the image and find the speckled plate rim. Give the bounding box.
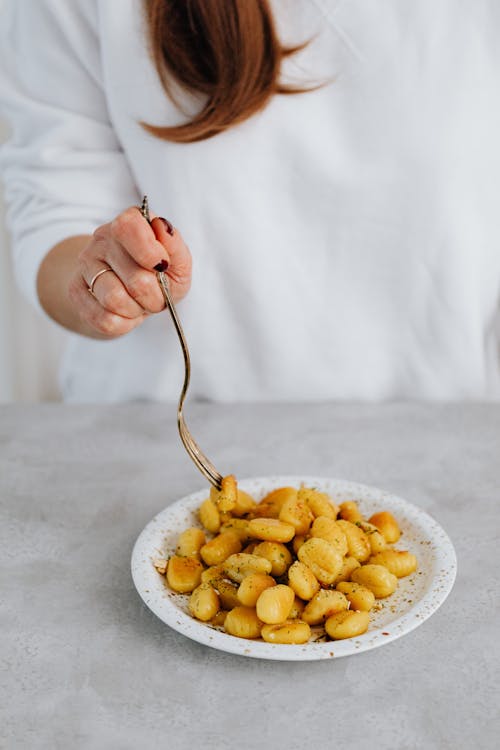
[131,476,457,661]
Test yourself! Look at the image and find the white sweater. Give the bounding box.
[1,0,499,403]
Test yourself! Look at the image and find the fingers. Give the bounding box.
[109,207,169,270]
[104,242,165,313]
[68,275,146,339]
[150,216,192,303]
[96,207,192,308]
[86,262,146,318]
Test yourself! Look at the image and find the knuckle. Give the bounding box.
[126,271,164,312]
[123,206,140,221]
[111,208,139,241]
[127,271,153,301]
[78,240,107,274]
[95,312,122,337]
[77,242,94,267]
[110,218,127,241]
[92,223,109,243]
[102,286,127,312]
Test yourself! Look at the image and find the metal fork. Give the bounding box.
[140,196,223,490]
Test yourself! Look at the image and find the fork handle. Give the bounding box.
[155,271,192,410]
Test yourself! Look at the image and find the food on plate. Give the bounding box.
[222,552,272,582]
[199,530,242,566]
[261,620,311,644]
[368,549,417,578]
[287,560,321,600]
[154,479,418,644]
[368,511,401,543]
[335,581,376,612]
[297,537,343,585]
[176,527,206,559]
[301,589,349,625]
[188,582,220,621]
[350,564,398,598]
[165,555,203,594]
[247,517,296,543]
[324,610,371,640]
[224,606,263,639]
[255,584,295,624]
[237,573,276,607]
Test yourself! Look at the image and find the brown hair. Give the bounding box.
[142,0,310,143]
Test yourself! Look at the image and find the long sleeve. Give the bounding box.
[0,0,140,312]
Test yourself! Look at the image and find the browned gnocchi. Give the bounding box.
[155,481,418,645]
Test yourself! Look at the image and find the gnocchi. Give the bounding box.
[200,530,242,566]
[297,537,343,585]
[336,581,375,612]
[368,511,401,543]
[157,479,418,645]
[210,474,238,512]
[310,517,348,556]
[222,552,272,583]
[325,610,370,640]
[256,584,295,624]
[252,541,293,577]
[247,517,296,543]
[302,589,349,625]
[237,573,276,607]
[287,560,321,601]
[261,620,311,644]
[176,527,206,559]
[350,564,398,598]
[299,486,339,519]
[336,519,371,562]
[279,493,313,535]
[224,606,263,639]
[166,555,203,593]
[369,549,417,578]
[189,582,220,621]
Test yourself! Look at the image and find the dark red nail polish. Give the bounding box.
[158,217,174,236]
[154,259,169,272]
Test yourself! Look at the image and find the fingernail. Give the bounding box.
[154,259,169,272]
[158,217,174,236]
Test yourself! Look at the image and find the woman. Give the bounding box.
[1,0,499,402]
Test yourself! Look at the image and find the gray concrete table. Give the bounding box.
[1,403,498,750]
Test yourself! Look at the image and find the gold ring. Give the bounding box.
[88,267,114,296]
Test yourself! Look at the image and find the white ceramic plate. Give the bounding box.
[131,476,457,661]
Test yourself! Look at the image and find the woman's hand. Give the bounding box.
[61,207,192,339]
